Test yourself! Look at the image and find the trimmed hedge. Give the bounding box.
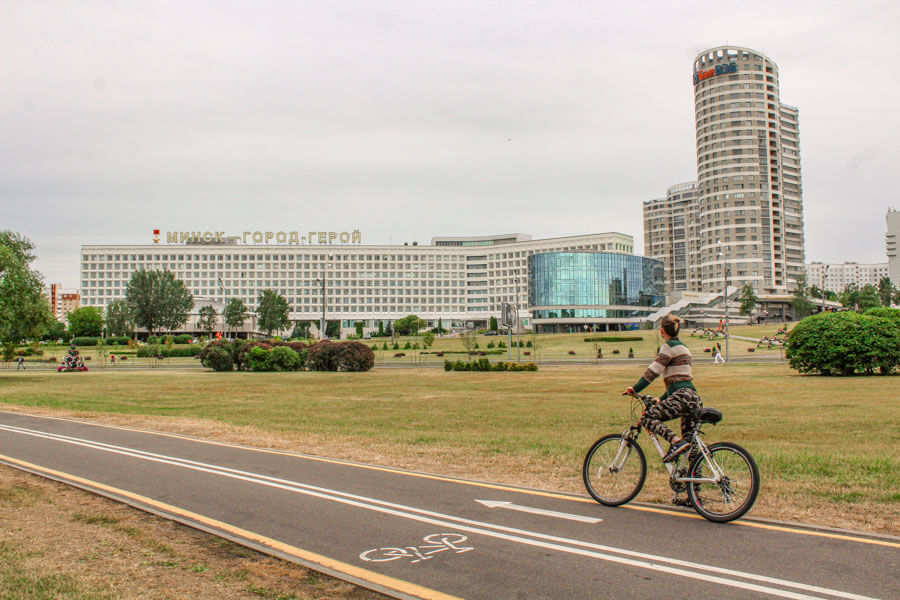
[584,336,644,343]
[136,345,202,358]
[306,341,375,372]
[786,311,900,375]
[72,337,98,346]
[443,359,538,372]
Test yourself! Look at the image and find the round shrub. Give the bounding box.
[236,342,272,371]
[269,346,303,371]
[202,346,234,372]
[246,346,274,371]
[786,312,900,375]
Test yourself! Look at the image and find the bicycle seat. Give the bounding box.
[699,407,723,424]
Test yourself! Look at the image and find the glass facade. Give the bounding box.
[528,252,665,320]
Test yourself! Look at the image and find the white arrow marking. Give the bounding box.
[476,499,602,523]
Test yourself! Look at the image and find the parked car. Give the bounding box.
[485,331,499,336]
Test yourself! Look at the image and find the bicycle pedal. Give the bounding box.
[671,497,691,507]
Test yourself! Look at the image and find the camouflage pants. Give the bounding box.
[640,387,702,445]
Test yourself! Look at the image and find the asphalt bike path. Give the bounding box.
[0,411,895,600]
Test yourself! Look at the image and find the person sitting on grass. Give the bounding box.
[624,314,702,463]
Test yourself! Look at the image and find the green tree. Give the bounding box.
[739,283,759,316]
[436,318,445,334]
[422,331,435,348]
[126,269,193,335]
[41,320,69,342]
[489,316,498,332]
[791,275,816,319]
[326,320,341,339]
[291,321,311,339]
[355,321,364,337]
[67,306,104,338]
[394,314,425,336]
[460,330,479,356]
[198,305,218,339]
[105,299,135,337]
[877,277,894,307]
[224,298,250,334]
[840,283,860,310]
[0,231,53,354]
[256,290,290,336]
[856,284,881,312]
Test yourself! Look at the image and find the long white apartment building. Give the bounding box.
[80,231,635,330]
[805,262,889,294]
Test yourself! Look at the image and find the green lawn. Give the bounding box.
[1,362,897,533]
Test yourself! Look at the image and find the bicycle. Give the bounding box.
[582,391,759,523]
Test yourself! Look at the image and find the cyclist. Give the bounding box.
[624,314,701,463]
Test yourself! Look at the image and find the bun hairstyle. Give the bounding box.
[660,314,681,338]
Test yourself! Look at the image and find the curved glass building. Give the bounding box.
[528,252,665,332]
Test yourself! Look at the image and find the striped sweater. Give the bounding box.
[632,339,696,400]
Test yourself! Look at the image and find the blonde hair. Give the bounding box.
[660,314,681,338]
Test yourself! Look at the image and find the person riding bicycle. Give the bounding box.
[624,314,701,464]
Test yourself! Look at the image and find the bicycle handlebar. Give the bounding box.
[624,390,657,408]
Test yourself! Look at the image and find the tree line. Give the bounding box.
[736,275,899,319]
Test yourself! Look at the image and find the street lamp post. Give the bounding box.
[514,276,521,362]
[821,265,830,313]
[217,277,226,340]
[717,241,730,363]
[316,254,333,340]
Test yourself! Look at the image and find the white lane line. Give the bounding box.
[0,424,879,600]
[475,499,602,523]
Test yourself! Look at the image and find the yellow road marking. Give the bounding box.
[4,411,899,549]
[0,453,464,600]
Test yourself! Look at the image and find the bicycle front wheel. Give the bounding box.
[582,434,646,506]
[687,442,760,522]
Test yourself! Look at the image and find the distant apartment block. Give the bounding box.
[805,262,889,294]
[47,283,81,322]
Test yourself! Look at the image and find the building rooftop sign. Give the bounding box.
[155,229,363,246]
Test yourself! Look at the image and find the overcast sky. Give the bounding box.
[3,0,899,289]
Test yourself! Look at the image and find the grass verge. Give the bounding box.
[0,363,897,534]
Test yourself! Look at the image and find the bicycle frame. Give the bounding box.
[623,424,724,485]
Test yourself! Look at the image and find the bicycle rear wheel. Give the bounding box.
[687,442,760,522]
[582,434,646,506]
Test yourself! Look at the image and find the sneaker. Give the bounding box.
[662,439,690,463]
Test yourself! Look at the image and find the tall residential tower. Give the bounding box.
[645,46,805,294]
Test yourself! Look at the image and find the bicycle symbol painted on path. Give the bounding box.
[359,533,474,564]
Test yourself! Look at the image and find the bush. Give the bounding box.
[202,346,234,371]
[247,346,274,371]
[306,341,375,372]
[584,336,644,343]
[526,341,533,347]
[174,334,192,344]
[269,346,303,371]
[443,359,538,372]
[72,337,98,346]
[136,345,202,358]
[864,307,900,328]
[487,341,495,348]
[786,312,900,375]
[105,336,131,346]
[236,342,272,371]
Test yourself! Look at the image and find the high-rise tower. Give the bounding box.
[692,46,805,294]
